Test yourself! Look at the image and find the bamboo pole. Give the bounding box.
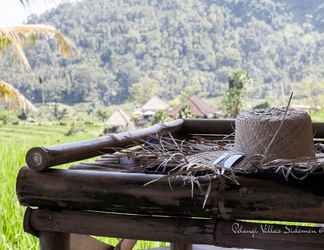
[183,119,324,139]
[17,167,324,222]
[26,208,324,250]
[25,119,184,172]
[25,119,324,172]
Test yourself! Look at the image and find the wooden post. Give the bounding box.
[70,234,114,250]
[114,239,137,250]
[170,242,192,250]
[39,231,70,250]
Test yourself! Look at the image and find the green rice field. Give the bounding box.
[0,123,168,250]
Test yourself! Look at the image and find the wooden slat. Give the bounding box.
[17,167,324,222]
[27,209,324,250]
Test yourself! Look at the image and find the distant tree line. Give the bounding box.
[2,0,324,105]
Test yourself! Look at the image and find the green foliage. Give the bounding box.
[3,0,324,105]
[178,105,194,119]
[17,111,28,121]
[253,101,270,110]
[64,121,84,136]
[223,88,242,118]
[96,108,110,122]
[152,110,169,124]
[53,102,68,121]
[0,109,21,125]
[130,77,160,105]
[223,70,250,117]
[228,70,248,90]
[0,109,10,124]
[180,81,205,101]
[0,37,11,50]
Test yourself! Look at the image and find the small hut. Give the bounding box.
[169,95,217,119]
[138,96,169,122]
[105,108,134,133]
[141,96,168,113]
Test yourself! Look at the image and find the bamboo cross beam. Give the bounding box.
[17,167,324,222]
[183,119,324,139]
[25,119,184,172]
[25,208,324,250]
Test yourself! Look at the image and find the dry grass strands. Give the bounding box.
[92,129,324,212]
[106,130,324,185]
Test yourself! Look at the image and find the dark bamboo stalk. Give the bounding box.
[27,209,324,250]
[17,167,324,222]
[25,119,184,172]
[70,234,114,250]
[170,242,192,250]
[184,119,324,139]
[183,119,235,135]
[39,232,70,250]
[313,122,324,138]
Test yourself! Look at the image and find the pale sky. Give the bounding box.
[0,0,72,26]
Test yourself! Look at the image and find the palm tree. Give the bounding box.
[0,1,75,111]
[0,24,74,70]
[0,24,75,111]
[0,80,37,111]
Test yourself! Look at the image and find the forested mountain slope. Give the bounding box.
[1,0,324,104]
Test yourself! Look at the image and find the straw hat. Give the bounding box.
[234,108,315,162]
[209,108,317,171]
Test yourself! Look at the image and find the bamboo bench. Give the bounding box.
[16,119,324,250]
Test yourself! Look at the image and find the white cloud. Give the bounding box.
[0,0,73,26]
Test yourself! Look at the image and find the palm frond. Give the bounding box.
[19,0,28,6]
[0,24,75,69]
[0,80,37,112]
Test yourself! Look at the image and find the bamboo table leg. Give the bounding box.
[39,232,70,250]
[170,242,192,250]
[115,239,137,250]
[70,234,114,250]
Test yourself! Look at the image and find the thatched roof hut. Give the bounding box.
[106,108,134,128]
[141,96,168,112]
[169,95,217,118]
